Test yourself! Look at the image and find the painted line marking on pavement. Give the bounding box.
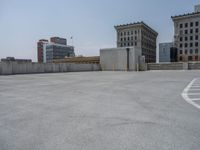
[189,89,200,91]
[187,93,200,95]
[182,78,200,110]
[190,99,200,101]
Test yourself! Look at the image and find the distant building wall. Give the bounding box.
[159,42,173,62]
[195,4,200,13]
[172,6,200,62]
[37,39,48,63]
[43,43,75,63]
[115,22,158,63]
[50,37,67,45]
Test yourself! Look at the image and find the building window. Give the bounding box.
[188,56,193,61]
[196,28,199,33]
[195,42,199,47]
[124,37,126,41]
[121,32,123,36]
[135,42,137,46]
[128,43,130,46]
[185,30,188,34]
[135,31,137,34]
[190,43,193,47]
[128,31,130,35]
[120,43,123,47]
[195,49,198,54]
[195,56,198,61]
[195,35,198,40]
[196,21,199,26]
[124,32,126,36]
[128,37,130,41]
[190,22,194,27]
[131,31,133,35]
[190,36,193,40]
[185,43,188,47]
[185,37,188,41]
[190,49,193,54]
[180,37,183,41]
[131,42,133,46]
[121,38,123,42]
[131,36,133,40]
[185,50,188,54]
[185,23,188,28]
[180,50,183,54]
[180,43,183,48]
[180,24,183,28]
[180,56,183,61]
[135,36,137,40]
[190,29,193,34]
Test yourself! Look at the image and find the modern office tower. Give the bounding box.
[50,37,67,45]
[114,22,158,63]
[159,42,173,62]
[43,43,75,63]
[172,5,200,62]
[37,39,49,63]
[37,37,75,63]
[195,4,200,13]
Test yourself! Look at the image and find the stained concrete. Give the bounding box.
[0,62,100,75]
[0,71,200,150]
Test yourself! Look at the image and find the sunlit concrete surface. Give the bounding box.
[0,71,200,150]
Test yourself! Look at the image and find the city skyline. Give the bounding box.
[0,0,200,61]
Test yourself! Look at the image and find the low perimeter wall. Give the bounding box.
[147,62,200,70]
[0,62,101,75]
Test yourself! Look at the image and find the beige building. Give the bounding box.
[114,22,158,63]
[172,5,200,62]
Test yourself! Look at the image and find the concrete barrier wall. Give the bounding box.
[100,47,142,71]
[147,63,185,70]
[188,62,200,70]
[148,62,200,70]
[0,62,100,75]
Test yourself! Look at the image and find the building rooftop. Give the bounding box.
[114,21,158,35]
[171,12,200,20]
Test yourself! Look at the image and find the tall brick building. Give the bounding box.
[37,39,48,63]
[114,22,158,63]
[172,5,200,62]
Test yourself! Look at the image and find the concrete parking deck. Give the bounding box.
[0,71,200,150]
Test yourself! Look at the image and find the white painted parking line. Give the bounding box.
[190,99,200,101]
[189,89,200,91]
[182,78,200,110]
[191,86,200,88]
[187,93,200,95]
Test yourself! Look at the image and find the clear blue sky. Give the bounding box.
[0,0,200,61]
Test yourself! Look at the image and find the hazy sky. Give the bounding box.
[0,0,200,61]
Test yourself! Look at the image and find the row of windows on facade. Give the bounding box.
[179,21,199,28]
[179,28,199,35]
[120,36,137,41]
[180,35,199,41]
[142,42,156,49]
[141,31,156,40]
[142,49,156,55]
[119,30,139,36]
[120,42,137,47]
[179,56,199,61]
[179,49,199,55]
[179,42,199,48]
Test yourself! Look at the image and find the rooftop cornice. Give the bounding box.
[114,21,158,36]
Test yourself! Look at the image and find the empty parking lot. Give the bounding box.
[0,71,200,150]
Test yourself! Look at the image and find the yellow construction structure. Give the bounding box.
[53,56,100,64]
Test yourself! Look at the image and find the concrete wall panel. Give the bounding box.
[0,62,100,75]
